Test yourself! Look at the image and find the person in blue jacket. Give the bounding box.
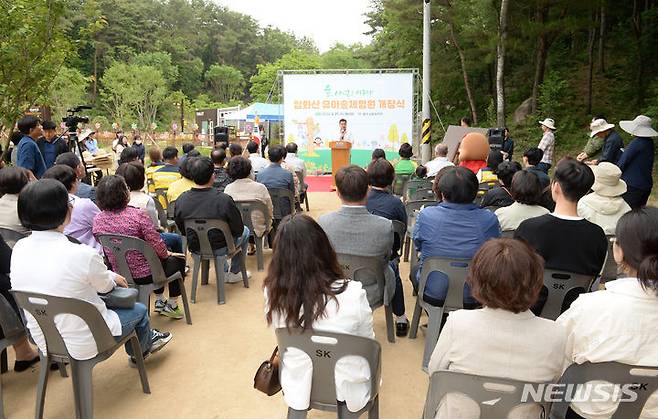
[16,116,46,179]
[617,115,657,209]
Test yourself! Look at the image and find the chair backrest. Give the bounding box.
[96,234,168,285]
[423,370,549,419]
[183,218,238,258]
[405,199,439,215]
[410,187,435,201]
[235,200,271,238]
[0,293,25,340]
[154,188,168,205]
[268,187,294,220]
[11,291,117,358]
[151,194,170,229]
[540,269,594,320]
[418,257,471,311]
[0,227,27,248]
[391,220,407,245]
[549,362,658,419]
[166,200,176,220]
[600,235,618,282]
[393,174,411,196]
[336,253,387,309]
[404,179,433,200]
[275,328,381,411]
[500,230,515,238]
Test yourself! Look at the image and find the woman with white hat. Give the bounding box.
[577,162,631,235]
[616,115,657,208]
[537,118,556,173]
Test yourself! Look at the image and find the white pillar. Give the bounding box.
[420,0,432,164]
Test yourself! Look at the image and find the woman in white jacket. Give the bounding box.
[577,162,631,235]
[264,214,375,413]
[558,207,658,418]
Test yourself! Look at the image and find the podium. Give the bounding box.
[329,140,352,189]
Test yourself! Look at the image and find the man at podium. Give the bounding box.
[338,118,353,143]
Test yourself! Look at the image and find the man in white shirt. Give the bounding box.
[246,140,269,174]
[338,118,353,143]
[424,143,454,177]
[11,179,172,362]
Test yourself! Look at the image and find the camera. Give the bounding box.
[62,105,92,132]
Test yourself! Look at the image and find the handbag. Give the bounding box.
[253,346,281,396]
[99,287,138,309]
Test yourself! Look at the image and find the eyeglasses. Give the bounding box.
[68,196,75,207]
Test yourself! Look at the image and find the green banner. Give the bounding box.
[299,148,400,173]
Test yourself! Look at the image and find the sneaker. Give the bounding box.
[149,329,172,354]
[160,303,184,320]
[247,243,256,256]
[225,270,251,283]
[154,299,166,313]
[396,320,409,337]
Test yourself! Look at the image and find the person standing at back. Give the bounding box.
[178,143,195,168]
[537,118,556,173]
[15,115,46,179]
[616,115,656,209]
[37,120,68,169]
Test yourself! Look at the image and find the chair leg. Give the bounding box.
[384,305,395,343]
[129,336,150,394]
[57,362,68,377]
[240,252,249,288]
[255,237,264,271]
[214,257,226,305]
[178,277,192,325]
[0,348,6,374]
[422,307,445,371]
[369,395,379,419]
[35,354,51,419]
[408,299,422,339]
[305,194,310,211]
[190,256,201,303]
[70,361,94,419]
[403,235,410,262]
[201,259,210,285]
[337,403,362,419]
[287,407,308,419]
[0,367,4,419]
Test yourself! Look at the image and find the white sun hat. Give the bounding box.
[591,162,627,197]
[619,115,658,137]
[589,119,615,137]
[78,129,94,141]
[539,118,556,130]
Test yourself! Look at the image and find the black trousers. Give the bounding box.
[135,256,186,297]
[622,185,651,209]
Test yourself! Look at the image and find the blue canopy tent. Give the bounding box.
[224,103,283,122]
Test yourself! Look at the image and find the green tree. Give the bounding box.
[132,52,179,89]
[43,67,90,122]
[320,43,369,69]
[249,50,321,102]
[0,0,69,144]
[205,64,245,103]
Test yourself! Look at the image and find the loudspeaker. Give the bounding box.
[213,126,229,144]
[487,128,504,150]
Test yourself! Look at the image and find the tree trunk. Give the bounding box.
[93,43,98,101]
[448,23,478,125]
[598,3,606,73]
[496,0,510,127]
[632,0,645,107]
[530,4,549,114]
[586,12,597,115]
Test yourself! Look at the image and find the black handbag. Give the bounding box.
[99,287,138,309]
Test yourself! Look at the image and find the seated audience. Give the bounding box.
[280,147,301,202]
[285,142,308,197]
[477,150,503,183]
[0,167,31,234]
[174,157,250,283]
[224,157,273,245]
[247,140,269,173]
[577,162,631,235]
[116,162,159,228]
[412,166,500,306]
[93,175,186,320]
[145,147,164,193]
[43,165,102,253]
[211,148,233,192]
[371,148,386,161]
[152,146,181,192]
[178,143,195,168]
[11,179,172,361]
[228,143,243,158]
[118,146,139,165]
[257,144,295,195]
[429,238,567,419]
[522,147,550,189]
[480,161,520,209]
[495,170,549,231]
[166,157,196,203]
[414,165,428,179]
[366,159,409,336]
[0,235,39,371]
[557,207,658,419]
[55,152,96,203]
[617,115,656,209]
[264,214,374,413]
[425,144,453,178]
[515,159,607,313]
[394,143,417,175]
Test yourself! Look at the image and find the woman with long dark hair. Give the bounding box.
[558,207,658,418]
[264,213,374,413]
